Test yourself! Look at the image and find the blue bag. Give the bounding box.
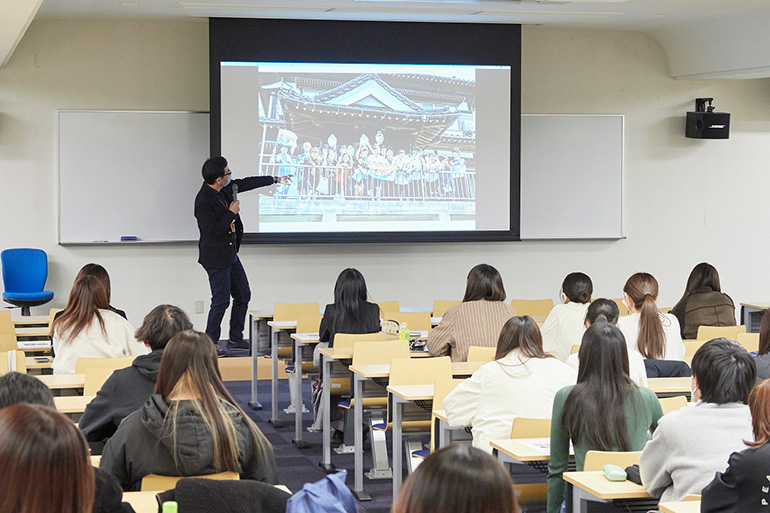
[286,470,357,513]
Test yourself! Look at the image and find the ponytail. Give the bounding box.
[637,294,665,359]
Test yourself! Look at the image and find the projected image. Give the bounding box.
[225,63,486,233]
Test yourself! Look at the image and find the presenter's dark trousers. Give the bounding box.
[204,254,251,345]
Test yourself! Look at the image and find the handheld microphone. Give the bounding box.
[231,183,238,202]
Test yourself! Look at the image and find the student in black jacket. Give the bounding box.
[194,156,290,352]
[79,304,192,442]
[702,378,770,512]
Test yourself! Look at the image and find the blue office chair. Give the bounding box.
[1,248,54,316]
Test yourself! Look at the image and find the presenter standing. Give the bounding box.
[194,156,290,354]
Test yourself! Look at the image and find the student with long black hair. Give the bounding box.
[444,316,576,453]
[754,309,770,383]
[427,264,515,362]
[547,323,663,513]
[670,262,735,339]
[541,272,593,361]
[317,268,381,350]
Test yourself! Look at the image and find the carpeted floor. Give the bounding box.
[226,379,394,513]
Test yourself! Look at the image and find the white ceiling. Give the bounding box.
[3,0,770,79]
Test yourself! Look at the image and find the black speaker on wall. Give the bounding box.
[686,98,730,139]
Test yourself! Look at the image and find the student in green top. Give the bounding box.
[547,323,663,513]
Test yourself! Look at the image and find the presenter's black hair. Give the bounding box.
[692,338,755,405]
[562,272,593,304]
[202,156,228,184]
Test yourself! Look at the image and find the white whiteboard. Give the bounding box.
[59,111,209,244]
[520,114,623,239]
[58,111,622,243]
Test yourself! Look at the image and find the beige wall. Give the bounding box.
[1,20,769,330]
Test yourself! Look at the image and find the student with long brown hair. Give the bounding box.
[51,275,147,374]
[54,263,127,321]
[391,444,517,513]
[444,316,576,453]
[548,323,663,513]
[617,272,685,361]
[670,262,735,339]
[0,403,95,513]
[753,309,770,383]
[427,263,515,361]
[100,329,277,491]
[702,379,770,512]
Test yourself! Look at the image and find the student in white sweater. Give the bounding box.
[51,275,147,375]
[566,298,648,387]
[541,272,592,361]
[640,338,755,502]
[443,316,577,453]
[617,272,685,361]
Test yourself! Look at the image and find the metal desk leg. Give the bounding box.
[292,339,307,448]
[352,373,370,501]
[268,327,283,427]
[248,319,262,410]
[319,353,335,472]
[392,395,404,501]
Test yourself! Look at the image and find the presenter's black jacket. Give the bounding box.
[78,349,163,442]
[701,443,770,513]
[195,176,275,269]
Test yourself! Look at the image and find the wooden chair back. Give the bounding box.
[612,298,630,317]
[0,310,17,353]
[432,300,461,318]
[583,450,641,472]
[140,471,239,492]
[389,356,452,386]
[273,302,319,322]
[383,311,432,332]
[659,395,688,416]
[84,366,117,395]
[682,495,701,501]
[570,344,581,355]
[510,299,554,318]
[376,301,400,317]
[352,339,410,366]
[334,332,391,350]
[0,350,25,374]
[510,417,551,438]
[684,340,708,357]
[696,325,746,341]
[658,307,672,314]
[75,355,135,375]
[466,346,496,362]
[433,378,464,410]
[295,314,322,334]
[737,332,760,353]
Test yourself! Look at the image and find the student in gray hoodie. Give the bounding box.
[79,305,192,442]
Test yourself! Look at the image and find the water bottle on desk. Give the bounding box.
[399,323,409,340]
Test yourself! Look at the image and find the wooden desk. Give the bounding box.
[247,309,275,411]
[12,315,49,327]
[123,491,158,513]
[54,395,94,414]
[658,501,700,513]
[647,377,691,398]
[266,320,298,429]
[287,331,319,448]
[491,438,553,462]
[26,356,52,369]
[563,471,650,513]
[36,373,85,390]
[741,302,770,332]
[15,326,51,338]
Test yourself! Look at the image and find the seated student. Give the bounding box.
[640,338,755,502]
[100,329,278,491]
[541,272,593,361]
[548,323,663,513]
[427,264,515,362]
[670,262,735,340]
[701,378,770,512]
[0,371,55,408]
[0,404,95,513]
[392,444,518,513]
[753,309,770,384]
[51,275,147,374]
[79,304,193,442]
[0,385,130,513]
[443,316,577,453]
[55,263,127,322]
[566,298,648,387]
[617,272,685,361]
